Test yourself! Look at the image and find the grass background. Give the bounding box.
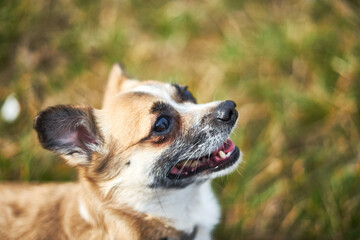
[1,0,360,239]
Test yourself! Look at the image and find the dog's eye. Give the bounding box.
[154,116,172,134]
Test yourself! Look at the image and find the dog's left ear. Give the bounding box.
[33,105,103,166]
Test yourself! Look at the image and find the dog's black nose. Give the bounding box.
[214,100,238,123]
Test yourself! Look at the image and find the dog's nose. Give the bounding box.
[214,100,238,123]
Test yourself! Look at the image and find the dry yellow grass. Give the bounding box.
[1,0,360,239]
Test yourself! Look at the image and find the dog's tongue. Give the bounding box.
[222,139,235,153]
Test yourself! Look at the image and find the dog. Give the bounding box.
[0,64,241,240]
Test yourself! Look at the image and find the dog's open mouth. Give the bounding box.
[167,139,239,179]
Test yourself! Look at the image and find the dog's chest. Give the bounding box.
[136,181,220,239]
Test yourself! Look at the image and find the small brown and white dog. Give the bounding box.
[0,64,241,240]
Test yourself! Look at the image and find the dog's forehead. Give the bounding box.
[130,82,173,98]
[120,81,221,117]
[126,82,189,110]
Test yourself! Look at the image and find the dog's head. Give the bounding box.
[34,64,241,192]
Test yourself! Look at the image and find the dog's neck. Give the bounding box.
[75,177,220,240]
[130,181,220,234]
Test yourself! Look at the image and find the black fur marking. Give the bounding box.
[181,226,198,240]
[172,84,197,104]
[150,101,172,114]
[137,101,181,145]
[160,226,198,240]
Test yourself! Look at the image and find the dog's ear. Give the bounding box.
[102,63,140,108]
[33,105,103,166]
[102,63,129,108]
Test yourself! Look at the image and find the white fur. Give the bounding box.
[130,84,220,118]
[78,199,91,223]
[101,180,220,239]
[141,181,220,234]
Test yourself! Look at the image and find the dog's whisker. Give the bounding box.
[155,189,168,218]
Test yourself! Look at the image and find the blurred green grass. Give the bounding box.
[1,0,360,239]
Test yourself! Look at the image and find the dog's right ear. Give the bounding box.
[102,63,129,108]
[102,63,140,108]
[33,105,103,166]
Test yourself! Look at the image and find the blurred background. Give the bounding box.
[1,0,360,239]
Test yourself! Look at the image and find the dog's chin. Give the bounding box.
[166,139,241,181]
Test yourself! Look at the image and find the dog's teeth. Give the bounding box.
[177,162,184,167]
[219,151,226,159]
